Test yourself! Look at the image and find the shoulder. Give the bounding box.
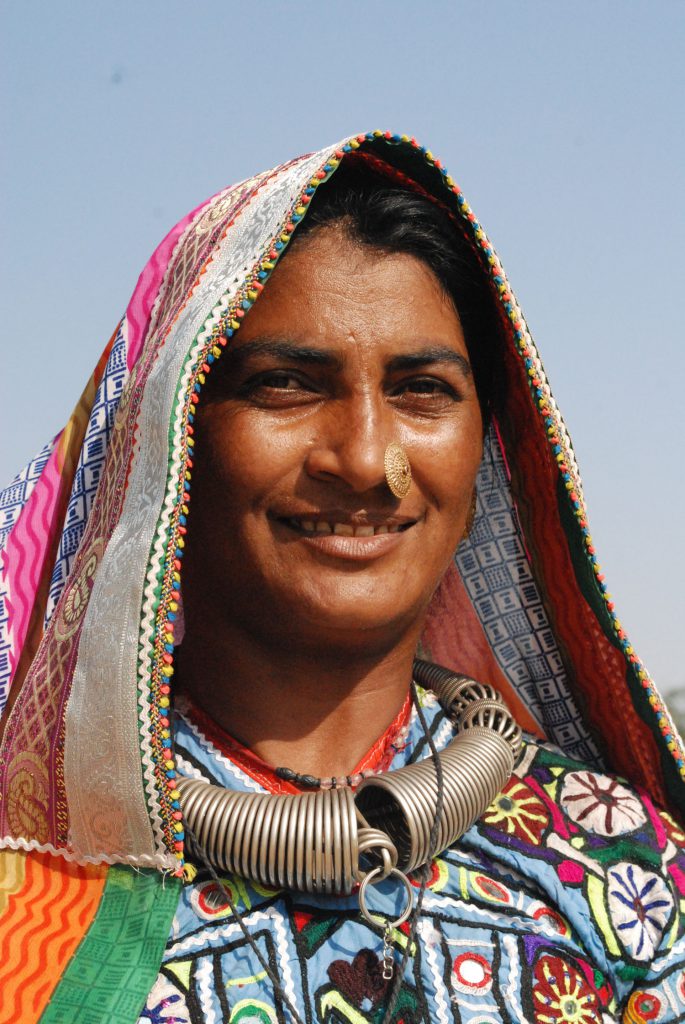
[468,736,685,1008]
[482,736,684,851]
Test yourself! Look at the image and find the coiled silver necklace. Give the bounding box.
[178,658,521,948]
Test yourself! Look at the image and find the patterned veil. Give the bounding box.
[0,131,682,1021]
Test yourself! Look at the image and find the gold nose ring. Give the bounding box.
[384,442,411,499]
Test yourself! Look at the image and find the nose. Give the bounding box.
[304,396,398,495]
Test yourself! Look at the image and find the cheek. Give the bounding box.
[451,443,482,513]
[419,421,482,507]
[197,412,288,512]
[419,434,482,562]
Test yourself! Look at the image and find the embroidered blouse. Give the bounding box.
[139,692,685,1024]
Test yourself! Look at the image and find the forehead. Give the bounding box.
[232,226,466,356]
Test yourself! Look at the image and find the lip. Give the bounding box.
[272,510,421,562]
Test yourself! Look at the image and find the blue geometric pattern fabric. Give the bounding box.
[44,322,128,624]
[0,438,56,553]
[458,430,603,766]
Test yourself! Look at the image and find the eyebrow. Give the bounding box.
[219,338,472,377]
[219,338,343,372]
[386,347,472,378]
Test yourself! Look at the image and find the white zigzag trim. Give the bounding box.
[0,572,16,713]
[0,436,57,706]
[196,958,219,1024]
[174,752,209,782]
[0,833,176,870]
[175,708,264,794]
[503,933,530,1024]
[419,920,451,1024]
[167,906,292,959]
[269,905,299,1020]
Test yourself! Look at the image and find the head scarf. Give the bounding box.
[0,131,682,887]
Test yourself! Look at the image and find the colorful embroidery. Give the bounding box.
[532,953,602,1024]
[481,776,549,843]
[607,863,674,963]
[137,701,685,1024]
[560,770,647,836]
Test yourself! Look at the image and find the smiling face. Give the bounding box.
[183,225,484,656]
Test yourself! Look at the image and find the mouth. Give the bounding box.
[282,518,415,537]
[272,510,420,561]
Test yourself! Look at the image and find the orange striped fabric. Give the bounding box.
[0,849,107,1024]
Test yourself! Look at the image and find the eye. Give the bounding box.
[252,371,304,391]
[238,370,320,406]
[402,378,454,395]
[391,376,461,403]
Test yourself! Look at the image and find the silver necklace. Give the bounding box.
[178,659,521,936]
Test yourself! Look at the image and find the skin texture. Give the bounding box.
[177,225,483,776]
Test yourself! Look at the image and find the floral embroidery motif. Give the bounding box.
[560,770,646,836]
[607,863,674,961]
[532,953,602,1024]
[482,776,548,843]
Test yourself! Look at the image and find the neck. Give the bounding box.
[175,620,420,778]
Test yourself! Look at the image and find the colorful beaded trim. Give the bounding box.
[144,131,684,873]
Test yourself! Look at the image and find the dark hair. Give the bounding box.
[292,159,503,422]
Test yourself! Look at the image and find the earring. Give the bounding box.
[462,489,477,540]
[384,442,411,499]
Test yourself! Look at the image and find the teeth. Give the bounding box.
[291,518,410,536]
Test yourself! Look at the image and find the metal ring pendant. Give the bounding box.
[358,866,414,929]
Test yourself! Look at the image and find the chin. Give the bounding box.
[288,588,425,644]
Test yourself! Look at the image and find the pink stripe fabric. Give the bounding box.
[2,439,65,688]
[0,197,213,691]
[125,198,212,369]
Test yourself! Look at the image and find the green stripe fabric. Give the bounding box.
[40,865,181,1024]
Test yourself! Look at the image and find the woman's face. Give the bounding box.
[186,225,484,653]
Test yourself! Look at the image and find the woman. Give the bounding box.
[0,131,683,1024]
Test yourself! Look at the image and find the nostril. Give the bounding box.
[304,441,390,494]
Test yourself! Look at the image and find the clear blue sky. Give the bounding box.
[1,2,683,697]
